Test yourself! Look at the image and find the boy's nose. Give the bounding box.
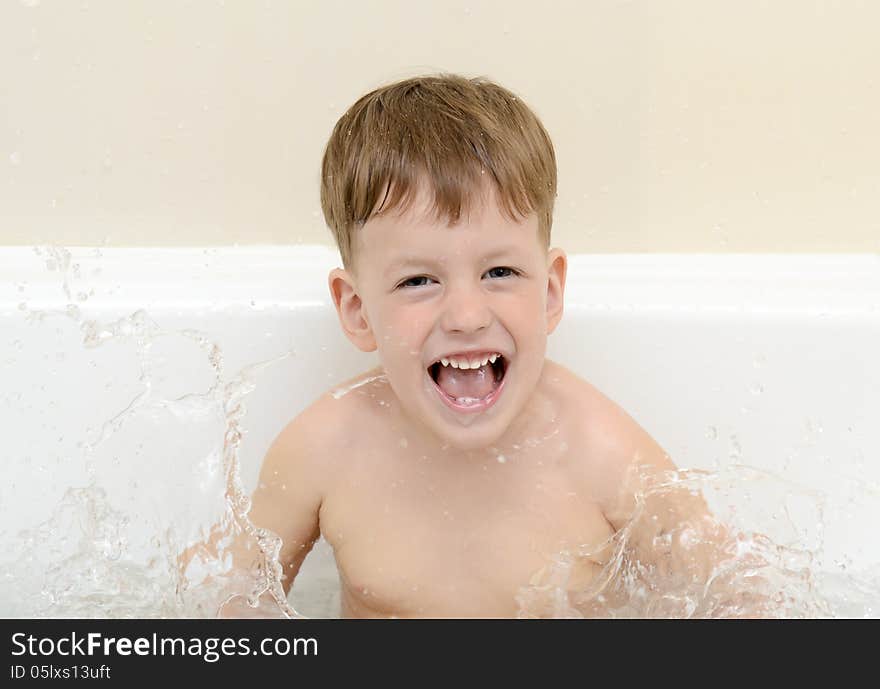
[440,284,492,334]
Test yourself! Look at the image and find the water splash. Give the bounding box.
[330,372,387,399]
[2,246,298,618]
[516,466,880,618]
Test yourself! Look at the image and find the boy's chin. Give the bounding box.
[427,417,510,453]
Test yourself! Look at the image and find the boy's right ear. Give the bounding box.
[328,268,377,352]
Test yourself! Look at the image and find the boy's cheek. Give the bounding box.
[383,308,431,339]
[375,319,425,356]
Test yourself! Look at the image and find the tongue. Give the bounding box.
[436,364,496,400]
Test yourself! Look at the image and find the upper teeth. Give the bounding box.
[438,353,499,369]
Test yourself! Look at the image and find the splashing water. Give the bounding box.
[516,466,880,618]
[2,247,297,618]
[2,326,296,617]
[330,373,388,399]
[2,247,878,618]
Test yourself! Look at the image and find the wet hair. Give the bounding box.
[320,73,557,270]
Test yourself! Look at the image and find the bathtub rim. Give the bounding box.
[1,245,878,315]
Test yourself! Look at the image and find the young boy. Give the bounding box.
[215,74,758,618]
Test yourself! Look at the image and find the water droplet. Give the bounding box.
[711,223,729,247]
[9,151,21,165]
[705,426,718,440]
[496,454,506,463]
[728,435,742,461]
[804,418,824,440]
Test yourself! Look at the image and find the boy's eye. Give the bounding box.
[398,276,434,289]
[397,268,518,289]
[485,266,516,279]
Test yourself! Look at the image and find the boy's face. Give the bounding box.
[329,179,566,452]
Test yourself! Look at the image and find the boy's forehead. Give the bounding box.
[372,174,497,225]
[356,206,536,269]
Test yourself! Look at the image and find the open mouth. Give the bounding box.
[427,352,508,411]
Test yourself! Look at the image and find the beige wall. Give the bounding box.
[1,1,878,253]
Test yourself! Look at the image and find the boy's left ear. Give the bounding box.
[545,248,567,334]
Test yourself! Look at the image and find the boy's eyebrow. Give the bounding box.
[384,257,440,277]
[384,246,524,276]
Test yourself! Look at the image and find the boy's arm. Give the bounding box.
[585,396,773,617]
[179,414,325,617]
[247,419,324,597]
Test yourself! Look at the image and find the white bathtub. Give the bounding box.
[1,246,879,617]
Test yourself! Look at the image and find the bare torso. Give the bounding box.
[310,360,617,618]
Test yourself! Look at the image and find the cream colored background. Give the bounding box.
[1,0,878,252]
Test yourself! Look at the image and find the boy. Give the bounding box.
[206,74,761,618]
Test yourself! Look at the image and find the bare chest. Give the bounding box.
[318,444,615,617]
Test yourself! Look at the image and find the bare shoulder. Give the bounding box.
[270,396,332,464]
[246,372,382,594]
[542,359,639,441]
[541,359,611,417]
[249,367,381,553]
[543,359,677,509]
[270,365,387,466]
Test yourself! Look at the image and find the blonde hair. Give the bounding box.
[320,73,557,270]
